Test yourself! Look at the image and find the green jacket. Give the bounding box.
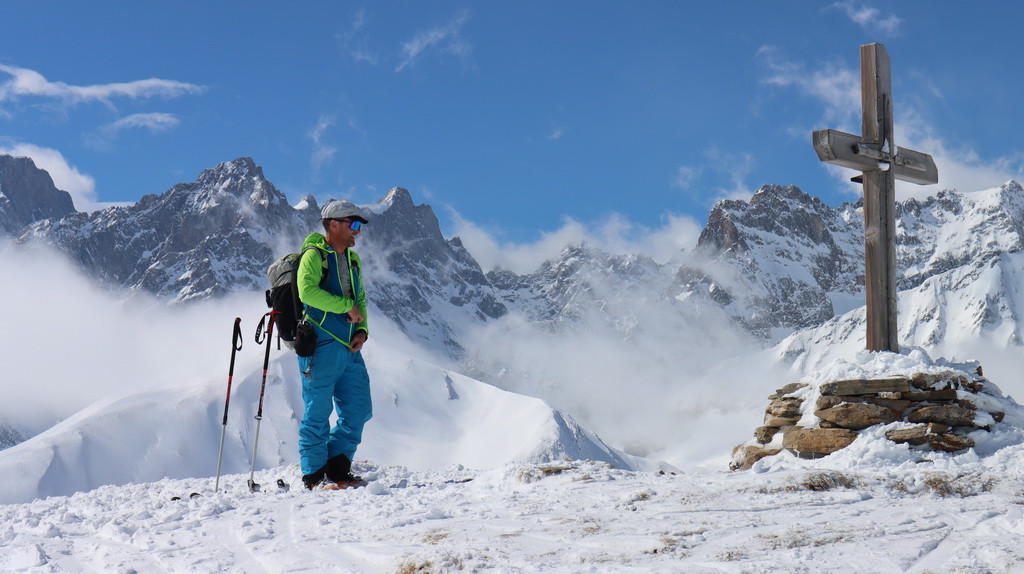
[296,232,369,347]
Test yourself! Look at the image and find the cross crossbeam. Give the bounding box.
[813,129,937,185]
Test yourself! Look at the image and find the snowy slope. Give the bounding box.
[4,460,1024,573]
[0,339,647,505]
[777,251,1024,397]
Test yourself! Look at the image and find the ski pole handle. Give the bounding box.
[255,315,266,344]
[233,318,243,351]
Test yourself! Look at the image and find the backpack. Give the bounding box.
[265,246,325,349]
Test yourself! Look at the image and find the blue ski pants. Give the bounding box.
[296,342,372,475]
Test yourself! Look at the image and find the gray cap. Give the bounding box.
[321,200,368,223]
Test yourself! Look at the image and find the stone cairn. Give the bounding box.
[731,368,1007,471]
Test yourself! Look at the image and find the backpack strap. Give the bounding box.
[294,245,327,319]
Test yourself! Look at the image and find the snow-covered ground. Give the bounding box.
[5,454,1024,573]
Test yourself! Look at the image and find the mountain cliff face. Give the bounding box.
[0,155,76,235]
[670,184,864,339]
[897,182,1024,292]
[353,187,508,357]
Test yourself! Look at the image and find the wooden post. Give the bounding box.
[812,44,938,353]
[860,44,898,353]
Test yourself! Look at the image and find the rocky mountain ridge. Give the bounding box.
[673,181,1024,349]
[5,154,1024,363]
[671,184,865,339]
[5,157,507,358]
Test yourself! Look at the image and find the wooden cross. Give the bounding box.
[812,43,938,353]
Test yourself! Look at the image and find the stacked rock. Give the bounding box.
[731,369,1006,471]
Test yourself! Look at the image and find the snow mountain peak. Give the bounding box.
[382,185,414,207]
[187,156,289,211]
[699,184,846,254]
[293,193,320,214]
[997,179,1023,194]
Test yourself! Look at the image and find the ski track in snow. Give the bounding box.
[4,460,1024,573]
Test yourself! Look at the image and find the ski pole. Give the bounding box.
[248,312,276,492]
[214,318,243,492]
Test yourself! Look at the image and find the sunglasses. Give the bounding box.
[332,218,363,231]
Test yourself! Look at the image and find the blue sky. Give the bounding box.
[3,1,1024,270]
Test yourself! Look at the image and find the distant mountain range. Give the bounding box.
[4,153,1024,365]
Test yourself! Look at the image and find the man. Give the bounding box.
[295,200,371,490]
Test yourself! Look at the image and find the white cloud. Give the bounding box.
[396,10,473,73]
[708,149,757,204]
[895,112,1024,200]
[671,166,702,191]
[830,1,903,36]
[105,112,180,132]
[674,148,758,207]
[759,45,860,129]
[0,243,267,436]
[339,9,379,65]
[86,113,181,151]
[0,142,98,211]
[595,212,704,265]
[451,214,587,274]
[547,128,565,141]
[451,208,703,274]
[0,64,205,107]
[758,46,1024,199]
[308,114,338,173]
